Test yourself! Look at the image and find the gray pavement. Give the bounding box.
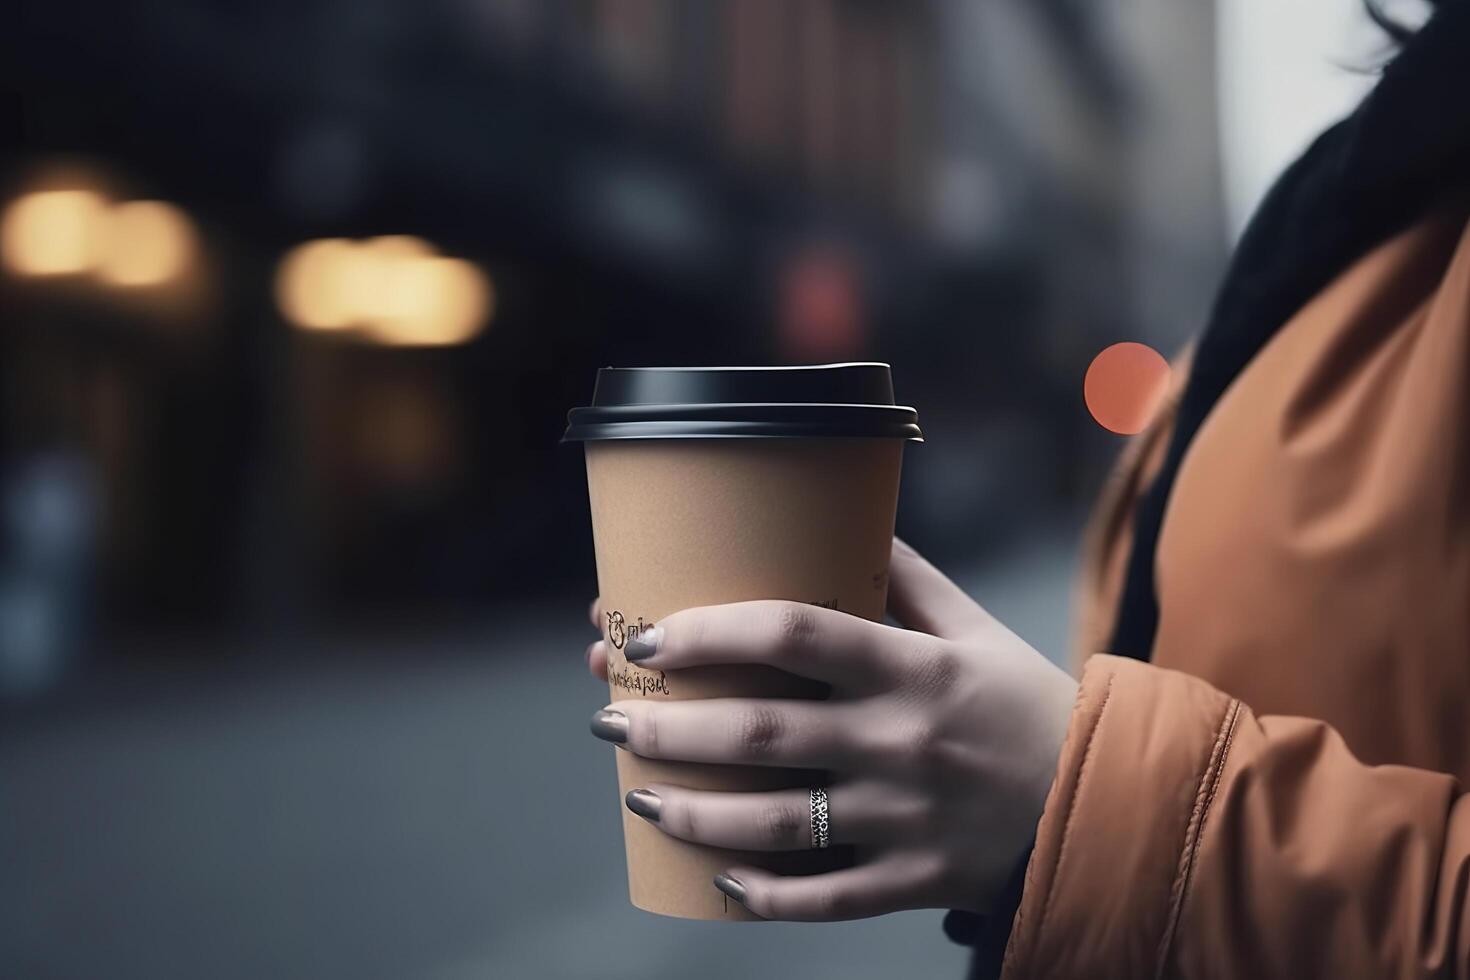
[0,532,1078,979]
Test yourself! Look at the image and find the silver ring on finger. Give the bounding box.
[809,787,831,849]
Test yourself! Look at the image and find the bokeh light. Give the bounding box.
[1083,342,1171,435]
[351,235,434,325]
[0,189,108,276]
[96,200,196,287]
[364,257,492,347]
[276,236,493,345]
[777,246,864,361]
[275,238,361,330]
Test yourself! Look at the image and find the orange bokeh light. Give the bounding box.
[275,236,492,346]
[1084,342,1170,435]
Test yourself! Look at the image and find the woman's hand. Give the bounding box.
[583,538,1078,921]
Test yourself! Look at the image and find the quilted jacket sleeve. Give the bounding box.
[1003,655,1470,979]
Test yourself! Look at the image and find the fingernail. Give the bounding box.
[713,873,746,905]
[590,708,628,743]
[625,788,661,822]
[624,626,661,662]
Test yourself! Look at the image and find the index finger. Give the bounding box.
[622,599,913,686]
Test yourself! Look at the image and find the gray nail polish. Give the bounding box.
[625,788,661,822]
[624,626,661,662]
[713,873,747,905]
[590,709,628,743]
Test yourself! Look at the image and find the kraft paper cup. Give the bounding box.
[565,364,921,919]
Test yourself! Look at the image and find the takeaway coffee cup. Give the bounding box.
[564,363,921,920]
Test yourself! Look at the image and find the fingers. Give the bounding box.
[588,596,601,630]
[716,853,938,921]
[627,781,911,851]
[586,640,608,681]
[595,697,868,769]
[886,537,992,640]
[625,600,910,686]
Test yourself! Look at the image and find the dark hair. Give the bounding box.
[1364,0,1441,43]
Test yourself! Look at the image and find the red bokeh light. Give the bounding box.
[1084,342,1170,435]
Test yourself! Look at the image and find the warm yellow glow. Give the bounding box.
[349,236,434,323]
[364,235,433,261]
[364,257,493,346]
[275,238,361,330]
[277,235,492,345]
[0,190,108,276]
[96,200,196,286]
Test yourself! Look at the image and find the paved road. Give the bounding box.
[0,534,1078,979]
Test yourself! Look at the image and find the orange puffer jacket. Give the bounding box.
[1004,205,1470,978]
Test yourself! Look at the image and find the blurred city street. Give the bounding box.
[0,527,1077,980]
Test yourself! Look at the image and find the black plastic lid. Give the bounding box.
[562,362,922,442]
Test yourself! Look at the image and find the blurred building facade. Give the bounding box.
[2,0,1228,664]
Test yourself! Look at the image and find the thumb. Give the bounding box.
[886,537,993,640]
